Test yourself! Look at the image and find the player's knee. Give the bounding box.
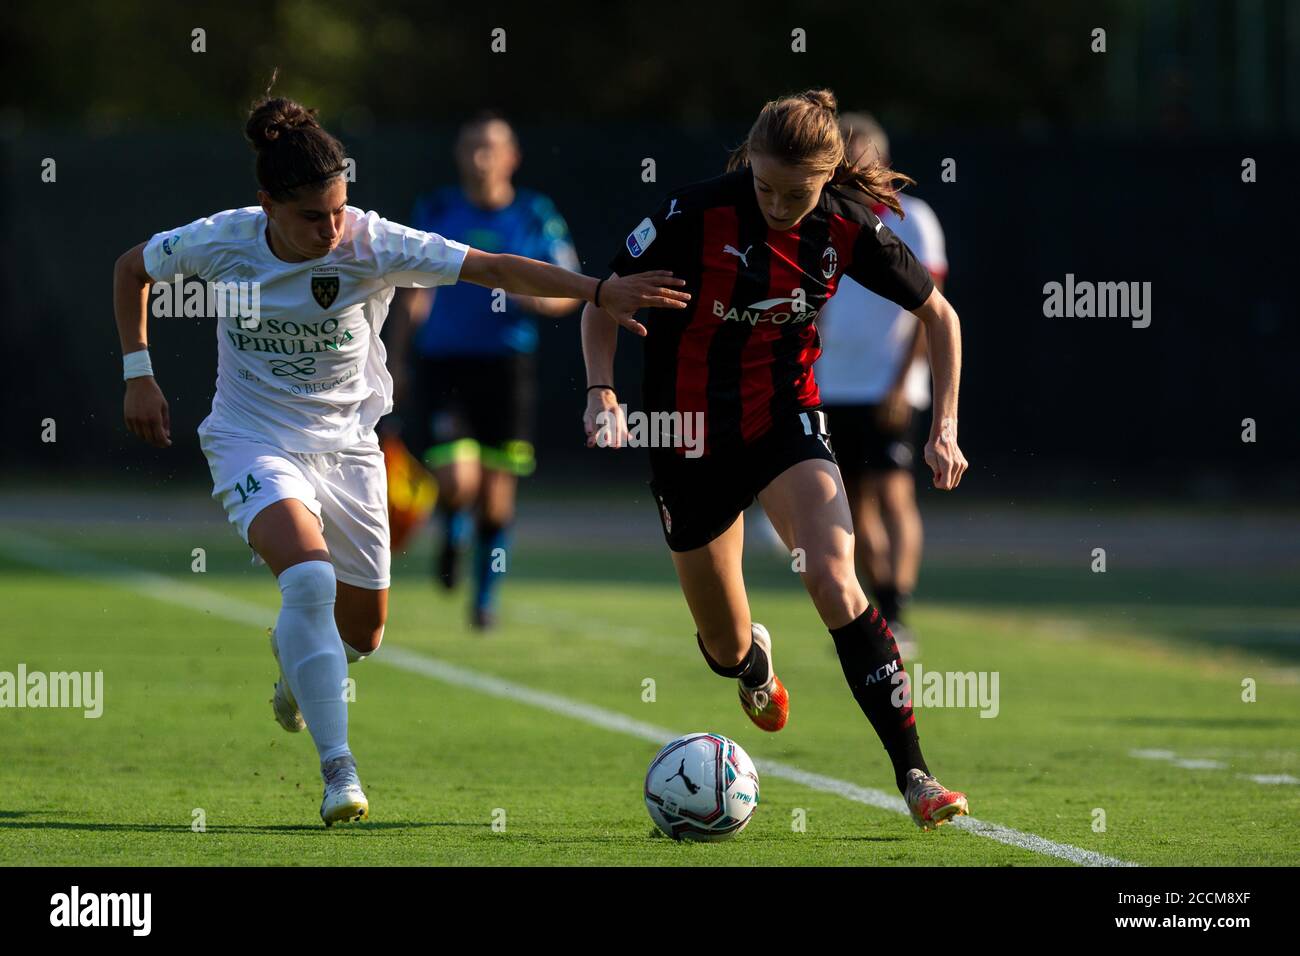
[278,559,336,607]
[803,559,858,615]
[480,502,514,527]
[438,466,478,506]
[441,478,469,504]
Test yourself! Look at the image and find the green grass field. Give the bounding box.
[1,497,1297,866]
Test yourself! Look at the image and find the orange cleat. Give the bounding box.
[737,623,789,732]
[903,768,970,830]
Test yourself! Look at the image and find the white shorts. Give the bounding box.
[198,425,391,590]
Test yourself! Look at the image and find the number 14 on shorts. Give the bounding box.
[234,473,262,504]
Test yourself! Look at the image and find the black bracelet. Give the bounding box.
[586,384,615,394]
[593,277,605,308]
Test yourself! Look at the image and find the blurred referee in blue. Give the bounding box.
[388,112,582,630]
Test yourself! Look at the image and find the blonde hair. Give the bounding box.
[727,89,913,218]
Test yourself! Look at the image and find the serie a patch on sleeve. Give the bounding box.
[626,218,657,257]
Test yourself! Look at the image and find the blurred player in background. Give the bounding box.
[388,113,582,630]
[115,88,687,826]
[816,113,948,659]
[582,90,970,831]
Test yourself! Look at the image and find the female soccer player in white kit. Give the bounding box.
[112,90,689,826]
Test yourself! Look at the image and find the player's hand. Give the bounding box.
[124,376,172,448]
[583,387,627,449]
[599,272,690,336]
[923,418,966,490]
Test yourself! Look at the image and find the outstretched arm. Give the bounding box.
[458,250,688,331]
[114,242,172,448]
[912,286,967,490]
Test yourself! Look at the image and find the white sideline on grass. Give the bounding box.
[2,529,1136,867]
[1130,749,1299,785]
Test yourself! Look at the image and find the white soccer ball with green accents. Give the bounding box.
[644,733,759,841]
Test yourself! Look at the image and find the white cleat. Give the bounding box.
[737,623,789,733]
[268,628,305,733]
[320,754,369,827]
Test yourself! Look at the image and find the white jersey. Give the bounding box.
[142,206,469,453]
[816,195,946,408]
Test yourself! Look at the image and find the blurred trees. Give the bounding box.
[10,0,1294,135]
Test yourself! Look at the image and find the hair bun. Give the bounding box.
[801,89,838,113]
[245,96,321,151]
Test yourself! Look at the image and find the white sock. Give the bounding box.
[275,560,350,763]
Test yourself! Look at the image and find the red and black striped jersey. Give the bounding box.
[610,166,934,457]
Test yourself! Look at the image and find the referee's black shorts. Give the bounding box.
[402,352,537,476]
[648,409,836,553]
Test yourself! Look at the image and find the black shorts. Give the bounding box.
[402,353,536,476]
[649,409,837,553]
[824,402,919,480]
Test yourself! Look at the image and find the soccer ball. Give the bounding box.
[644,733,759,841]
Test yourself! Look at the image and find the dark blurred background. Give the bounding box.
[4,0,1298,500]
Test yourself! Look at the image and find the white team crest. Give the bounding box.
[821,245,838,279]
[627,218,657,257]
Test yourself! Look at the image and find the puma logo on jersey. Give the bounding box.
[723,244,752,267]
[665,199,682,219]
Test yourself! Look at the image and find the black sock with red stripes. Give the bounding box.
[697,632,769,689]
[829,606,928,794]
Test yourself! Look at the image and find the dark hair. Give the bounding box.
[457,109,518,147]
[245,71,348,202]
[726,88,913,218]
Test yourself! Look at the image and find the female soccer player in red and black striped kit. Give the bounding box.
[581,90,969,829]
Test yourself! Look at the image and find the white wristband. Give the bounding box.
[123,349,154,381]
